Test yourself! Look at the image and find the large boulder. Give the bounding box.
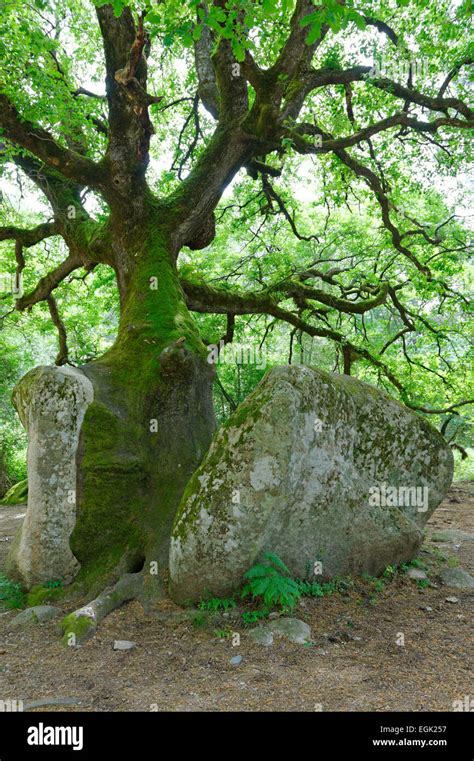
[6,366,94,587]
[169,365,453,603]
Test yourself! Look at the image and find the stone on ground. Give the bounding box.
[406,568,428,581]
[113,640,137,651]
[431,530,474,543]
[267,618,311,645]
[248,617,311,646]
[248,627,274,646]
[440,567,474,590]
[170,365,453,603]
[267,617,312,645]
[8,605,61,627]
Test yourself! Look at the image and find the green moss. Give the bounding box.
[27,585,65,607]
[284,79,304,102]
[60,613,95,645]
[0,479,28,505]
[16,224,216,598]
[109,228,207,368]
[171,377,275,544]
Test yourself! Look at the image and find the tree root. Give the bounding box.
[60,572,143,646]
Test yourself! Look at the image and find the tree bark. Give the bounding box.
[69,221,216,600]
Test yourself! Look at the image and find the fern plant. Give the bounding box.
[297,580,325,597]
[198,597,237,612]
[0,574,25,610]
[241,609,270,625]
[241,553,301,611]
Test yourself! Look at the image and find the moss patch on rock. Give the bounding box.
[60,613,96,646]
[0,479,28,506]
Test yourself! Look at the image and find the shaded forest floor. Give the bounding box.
[0,483,472,712]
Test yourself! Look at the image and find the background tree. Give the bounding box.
[0,0,472,601]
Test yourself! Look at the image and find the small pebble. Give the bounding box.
[406,568,428,581]
[113,640,137,651]
[445,596,459,604]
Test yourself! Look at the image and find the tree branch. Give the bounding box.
[15,253,82,311]
[181,277,405,394]
[46,295,69,365]
[0,222,58,246]
[194,19,219,118]
[0,93,104,187]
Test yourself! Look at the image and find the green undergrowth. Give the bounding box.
[194,554,357,627]
[26,580,66,607]
[198,597,237,612]
[0,574,25,609]
[239,554,355,622]
[195,549,451,626]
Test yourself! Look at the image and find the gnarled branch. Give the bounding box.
[0,94,104,187]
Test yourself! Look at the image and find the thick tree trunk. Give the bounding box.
[69,226,216,599]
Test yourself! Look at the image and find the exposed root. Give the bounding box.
[60,572,143,646]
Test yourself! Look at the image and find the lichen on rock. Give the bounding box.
[6,365,94,588]
[169,365,453,604]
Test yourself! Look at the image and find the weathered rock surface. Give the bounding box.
[268,617,312,644]
[248,617,312,646]
[440,567,474,589]
[6,366,94,587]
[406,568,428,581]
[248,627,274,646]
[113,640,137,651]
[8,605,61,628]
[169,365,453,603]
[431,530,474,543]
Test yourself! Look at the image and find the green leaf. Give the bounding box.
[264,552,290,574]
[110,0,124,18]
[306,20,323,45]
[299,11,319,28]
[231,39,246,62]
[192,24,203,42]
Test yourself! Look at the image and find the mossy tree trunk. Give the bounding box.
[70,214,216,598]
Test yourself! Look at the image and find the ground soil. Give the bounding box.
[0,483,472,712]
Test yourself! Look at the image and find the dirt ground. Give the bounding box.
[0,483,472,712]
